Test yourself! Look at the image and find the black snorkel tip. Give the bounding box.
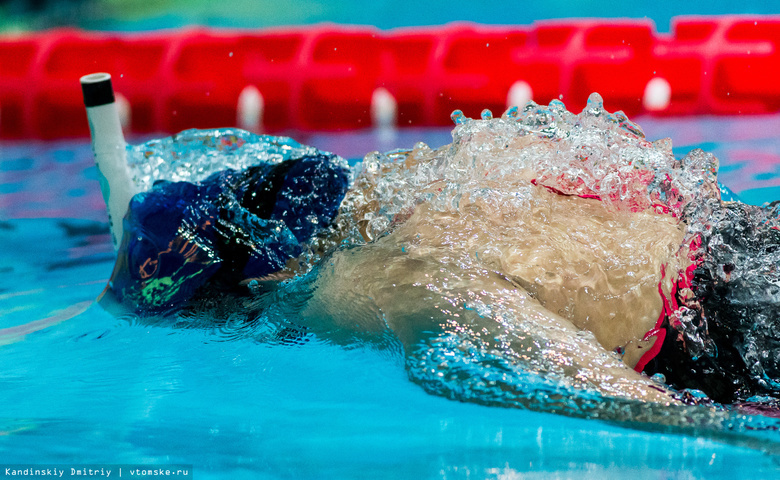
[80,73,115,108]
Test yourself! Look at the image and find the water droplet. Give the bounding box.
[450,110,467,125]
[548,99,566,113]
[480,109,493,120]
[502,106,519,119]
[585,92,604,116]
[522,100,539,113]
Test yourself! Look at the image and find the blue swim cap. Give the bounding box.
[108,152,349,312]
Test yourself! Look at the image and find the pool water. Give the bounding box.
[2,117,780,479]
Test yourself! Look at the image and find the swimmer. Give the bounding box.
[98,96,780,433]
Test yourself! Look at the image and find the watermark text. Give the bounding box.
[0,465,192,479]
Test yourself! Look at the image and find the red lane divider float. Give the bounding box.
[1,16,779,139]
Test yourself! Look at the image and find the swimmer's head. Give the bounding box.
[100,151,351,314]
[103,181,222,312]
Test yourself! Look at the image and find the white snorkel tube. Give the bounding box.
[80,73,136,251]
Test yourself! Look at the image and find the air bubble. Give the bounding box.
[651,373,667,384]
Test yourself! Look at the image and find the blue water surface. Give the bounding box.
[2,118,780,479]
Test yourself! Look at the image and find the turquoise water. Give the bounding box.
[2,118,780,479]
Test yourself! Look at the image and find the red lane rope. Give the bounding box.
[1,16,779,139]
